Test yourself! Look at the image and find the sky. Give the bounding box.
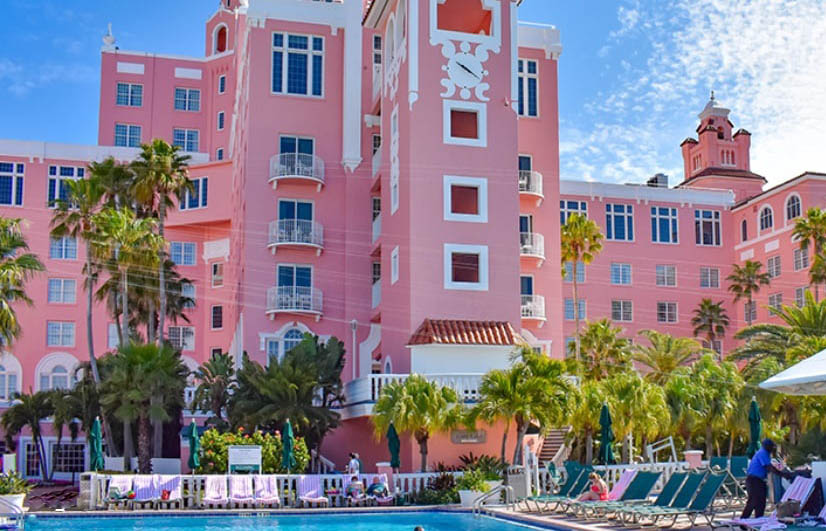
[1,0,825,186]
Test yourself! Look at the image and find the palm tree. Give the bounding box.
[372,375,464,472]
[560,213,604,363]
[567,380,607,465]
[604,371,669,463]
[0,218,44,345]
[1,391,54,481]
[131,140,192,344]
[664,369,704,449]
[691,298,730,359]
[727,260,770,326]
[49,388,81,480]
[633,330,704,385]
[690,354,744,457]
[90,157,134,209]
[571,319,631,381]
[793,207,826,300]
[192,352,236,429]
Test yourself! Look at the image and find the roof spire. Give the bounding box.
[710,89,715,103]
[102,23,117,51]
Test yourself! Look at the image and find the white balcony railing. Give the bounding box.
[521,294,546,320]
[518,170,544,198]
[372,147,382,178]
[266,286,323,316]
[344,373,484,404]
[372,64,382,100]
[372,214,381,243]
[268,219,324,252]
[520,232,545,259]
[268,153,325,189]
[371,281,381,309]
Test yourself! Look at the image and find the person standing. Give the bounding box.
[347,453,361,476]
[742,439,778,518]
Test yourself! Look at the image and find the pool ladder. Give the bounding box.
[0,497,24,529]
[472,484,515,517]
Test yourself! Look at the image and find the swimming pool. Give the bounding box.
[25,511,553,531]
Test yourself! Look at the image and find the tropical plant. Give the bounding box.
[560,213,604,363]
[192,352,236,430]
[130,139,192,344]
[633,330,704,385]
[49,388,81,480]
[689,354,744,457]
[455,468,490,493]
[691,298,730,359]
[727,260,770,326]
[0,217,44,345]
[793,207,826,300]
[603,371,669,463]
[372,374,464,472]
[0,473,32,495]
[568,319,631,380]
[1,391,53,481]
[197,427,310,474]
[568,380,607,465]
[664,369,704,449]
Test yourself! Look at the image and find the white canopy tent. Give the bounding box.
[759,348,826,395]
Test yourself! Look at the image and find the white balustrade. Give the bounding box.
[518,170,544,197]
[520,294,546,320]
[268,219,324,249]
[266,286,323,315]
[371,281,381,309]
[519,232,545,259]
[269,153,325,187]
[345,373,484,404]
[372,146,382,178]
[372,214,381,243]
[372,64,382,100]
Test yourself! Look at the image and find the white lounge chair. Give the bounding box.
[129,475,160,510]
[105,475,134,510]
[229,475,256,508]
[254,475,281,508]
[362,473,394,506]
[202,475,229,508]
[156,475,183,509]
[716,476,817,529]
[297,475,329,508]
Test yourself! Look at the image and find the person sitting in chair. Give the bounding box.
[577,472,608,501]
[345,476,365,499]
[366,476,389,497]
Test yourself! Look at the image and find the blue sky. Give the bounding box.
[2,0,824,185]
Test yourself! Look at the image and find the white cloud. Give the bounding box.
[0,59,95,97]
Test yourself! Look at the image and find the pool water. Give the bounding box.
[25,511,549,531]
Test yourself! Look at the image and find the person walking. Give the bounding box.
[742,439,779,518]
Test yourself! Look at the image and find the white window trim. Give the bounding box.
[655,265,677,287]
[115,82,143,107]
[168,326,196,352]
[442,99,487,148]
[564,298,586,321]
[650,206,679,245]
[442,175,488,223]
[606,203,635,242]
[443,243,489,291]
[180,177,208,211]
[114,123,142,148]
[211,261,224,287]
[34,352,79,392]
[210,305,223,330]
[657,301,679,324]
[0,351,22,402]
[271,31,325,98]
[217,111,225,131]
[46,322,75,348]
[695,209,723,247]
[699,267,720,289]
[217,74,227,94]
[212,23,229,55]
[391,246,399,285]
[563,261,586,283]
[758,205,774,233]
[611,299,633,322]
[170,241,197,266]
[47,278,77,304]
[610,262,632,285]
[785,193,802,224]
[172,128,200,152]
[517,58,540,118]
[174,87,201,112]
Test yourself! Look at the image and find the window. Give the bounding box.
[443,100,486,147]
[443,176,487,222]
[0,162,24,206]
[116,82,142,107]
[606,203,634,241]
[564,299,586,321]
[266,339,279,365]
[372,134,382,155]
[700,267,720,288]
[767,255,781,278]
[211,305,223,329]
[180,177,208,210]
[695,209,721,246]
[168,326,195,351]
[391,246,399,284]
[563,261,585,283]
[0,364,18,401]
[372,262,381,284]
[211,347,222,357]
[702,340,722,356]
[218,75,226,94]
[279,135,314,167]
[372,35,382,66]
[267,329,305,365]
[272,32,324,97]
[212,262,224,287]
[170,242,196,266]
[611,300,633,322]
[25,442,41,477]
[172,129,199,152]
[759,206,774,232]
[107,323,119,349]
[174,88,201,111]
[217,111,225,130]
[517,59,538,117]
[114,124,141,148]
[656,265,676,287]
[794,247,809,271]
[560,200,587,225]
[741,219,748,242]
[181,282,196,308]
[216,148,224,161]
[520,275,533,296]
[444,244,488,291]
[51,442,86,474]
[651,206,678,243]
[610,263,631,285]
[450,111,478,139]
[768,293,783,311]
[372,196,381,220]
[564,337,576,358]
[786,195,802,222]
[745,301,757,322]
[657,302,677,323]
[40,365,71,391]
[47,165,85,208]
[46,322,75,347]
[47,279,76,304]
[283,329,303,355]
[49,237,77,260]
[795,287,808,307]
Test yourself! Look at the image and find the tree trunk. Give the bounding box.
[513,421,529,465]
[36,432,49,482]
[158,202,166,343]
[747,296,753,326]
[123,420,134,470]
[705,423,713,459]
[151,396,163,458]
[416,434,429,473]
[585,429,593,466]
[728,432,735,458]
[138,415,152,474]
[85,245,100,382]
[573,266,581,364]
[500,425,509,465]
[120,268,128,345]
[147,299,155,344]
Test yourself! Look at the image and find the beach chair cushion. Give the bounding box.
[229,475,255,503]
[131,475,160,502]
[254,475,280,505]
[204,475,228,503]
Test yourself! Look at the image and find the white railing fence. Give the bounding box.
[519,232,545,259]
[518,170,543,197]
[520,294,546,320]
[344,373,484,404]
[372,214,381,243]
[266,286,323,314]
[268,219,324,248]
[371,281,381,309]
[269,153,325,184]
[534,460,696,496]
[372,147,382,178]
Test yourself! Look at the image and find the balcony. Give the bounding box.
[521,294,546,323]
[519,170,544,204]
[266,286,323,320]
[344,373,483,406]
[520,232,545,262]
[372,64,382,102]
[267,219,324,255]
[372,147,382,178]
[371,281,381,309]
[268,153,325,191]
[372,214,381,244]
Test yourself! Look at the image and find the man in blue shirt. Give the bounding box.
[742,439,777,518]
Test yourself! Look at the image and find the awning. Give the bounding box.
[759,348,826,395]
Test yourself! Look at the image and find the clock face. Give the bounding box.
[446,53,484,89]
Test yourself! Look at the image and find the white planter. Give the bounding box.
[485,480,503,491]
[458,489,486,507]
[0,494,25,511]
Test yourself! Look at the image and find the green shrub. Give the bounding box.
[196,427,310,474]
[0,473,31,495]
[412,486,458,505]
[455,468,490,492]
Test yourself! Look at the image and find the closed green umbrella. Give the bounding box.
[747,396,762,458]
[598,403,615,465]
[187,420,201,471]
[282,419,296,472]
[387,423,401,470]
[89,417,104,472]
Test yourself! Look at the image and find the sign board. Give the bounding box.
[228,445,262,474]
[450,430,487,444]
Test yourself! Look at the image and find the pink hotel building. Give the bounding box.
[0,0,823,475]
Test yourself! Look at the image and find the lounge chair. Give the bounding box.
[564,468,637,516]
[571,470,662,519]
[254,475,281,508]
[772,503,826,531]
[363,473,394,506]
[710,456,730,472]
[229,475,256,508]
[537,466,594,512]
[105,475,134,510]
[637,471,728,527]
[344,476,372,507]
[610,471,686,522]
[297,475,329,508]
[156,475,183,509]
[620,471,706,525]
[129,475,160,510]
[525,461,584,511]
[714,476,817,530]
[202,475,229,508]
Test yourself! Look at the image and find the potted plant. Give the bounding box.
[0,473,32,510]
[455,469,490,507]
[475,455,506,490]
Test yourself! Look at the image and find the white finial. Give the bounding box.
[102,23,116,50]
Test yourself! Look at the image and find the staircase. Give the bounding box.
[539,427,571,465]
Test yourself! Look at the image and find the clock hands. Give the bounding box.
[456,61,481,80]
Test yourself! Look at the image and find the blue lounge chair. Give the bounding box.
[637,471,727,527]
[619,471,706,525]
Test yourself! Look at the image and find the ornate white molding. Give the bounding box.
[202,238,230,261]
[408,0,420,110]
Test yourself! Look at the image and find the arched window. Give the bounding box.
[759,206,774,232]
[40,365,69,391]
[0,364,18,401]
[786,195,801,222]
[214,24,228,54]
[385,18,395,66]
[741,219,748,242]
[397,0,407,43]
[384,358,392,374]
[283,329,304,356]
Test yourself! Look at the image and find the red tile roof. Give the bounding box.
[407,319,524,346]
